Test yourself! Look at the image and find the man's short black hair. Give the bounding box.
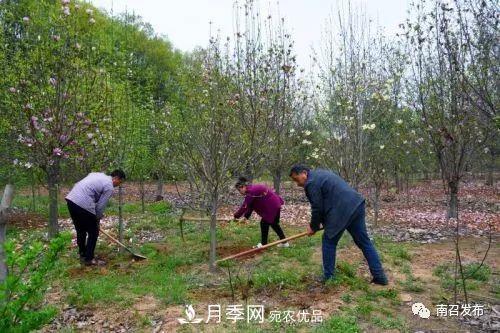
[289,164,310,176]
[111,169,126,180]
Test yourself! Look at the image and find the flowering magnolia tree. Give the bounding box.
[169,40,244,271]
[2,1,110,237]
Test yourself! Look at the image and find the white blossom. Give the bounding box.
[304,130,311,136]
[86,8,94,15]
[362,123,376,130]
[396,119,403,124]
[62,6,70,16]
[379,145,385,150]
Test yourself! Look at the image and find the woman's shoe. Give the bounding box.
[253,243,263,249]
[277,242,290,248]
[84,258,106,266]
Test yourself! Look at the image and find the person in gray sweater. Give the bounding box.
[65,170,125,266]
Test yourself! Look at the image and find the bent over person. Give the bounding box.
[289,165,388,285]
[65,170,126,266]
[233,177,288,248]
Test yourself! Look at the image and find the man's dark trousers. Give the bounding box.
[66,199,99,261]
[322,202,385,280]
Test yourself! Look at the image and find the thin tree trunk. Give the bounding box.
[30,169,36,212]
[118,185,124,246]
[272,170,281,195]
[140,180,145,213]
[374,183,380,227]
[394,167,400,193]
[209,192,218,272]
[405,173,410,205]
[47,162,60,238]
[486,151,494,186]
[448,181,459,219]
[1,184,15,283]
[154,178,164,202]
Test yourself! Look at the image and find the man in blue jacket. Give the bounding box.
[290,165,388,285]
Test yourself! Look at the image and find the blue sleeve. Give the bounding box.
[305,182,323,231]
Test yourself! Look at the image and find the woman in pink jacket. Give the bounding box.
[233,177,288,248]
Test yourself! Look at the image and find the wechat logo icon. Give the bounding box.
[412,302,430,319]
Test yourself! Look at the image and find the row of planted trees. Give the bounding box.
[0,0,497,273]
[0,0,183,237]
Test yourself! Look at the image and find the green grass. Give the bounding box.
[62,246,188,308]
[433,262,492,292]
[11,193,172,219]
[12,194,70,218]
[371,315,407,330]
[7,195,420,332]
[315,314,360,333]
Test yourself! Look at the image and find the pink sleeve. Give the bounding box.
[234,195,254,218]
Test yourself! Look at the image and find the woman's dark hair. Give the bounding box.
[235,176,251,188]
[111,169,126,180]
[289,164,310,176]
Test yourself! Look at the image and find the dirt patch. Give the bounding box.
[133,295,159,313]
[216,245,263,261]
[6,211,46,229]
[150,243,172,254]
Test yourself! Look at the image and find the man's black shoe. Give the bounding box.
[371,277,389,286]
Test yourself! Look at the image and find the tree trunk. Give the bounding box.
[47,162,60,238]
[405,173,410,205]
[30,169,36,212]
[448,180,459,219]
[154,178,164,202]
[118,185,124,246]
[394,167,400,193]
[486,151,495,186]
[272,170,281,195]
[209,192,218,272]
[373,183,380,227]
[1,184,15,283]
[139,180,145,213]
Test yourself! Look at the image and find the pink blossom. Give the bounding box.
[49,77,57,86]
[30,116,40,130]
[87,133,94,139]
[8,87,17,93]
[61,0,70,4]
[59,134,68,143]
[23,103,33,110]
[52,35,61,42]
[53,148,63,156]
[62,6,70,16]
[22,17,30,23]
